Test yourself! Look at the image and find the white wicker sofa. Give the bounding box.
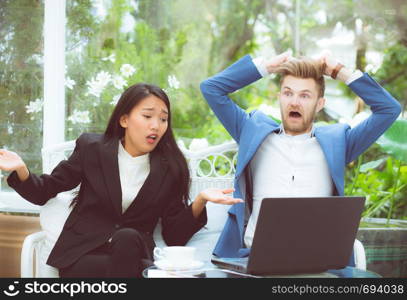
[20,140,366,277]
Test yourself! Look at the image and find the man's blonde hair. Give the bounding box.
[275,58,325,98]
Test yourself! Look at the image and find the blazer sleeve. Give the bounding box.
[345,73,402,164]
[7,134,85,206]
[200,55,263,143]
[160,191,207,246]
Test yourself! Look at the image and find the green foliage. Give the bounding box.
[374,43,407,111]
[0,0,44,177]
[377,119,407,163]
[345,121,407,222]
[346,156,407,220]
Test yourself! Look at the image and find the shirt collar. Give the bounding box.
[274,123,315,138]
[118,141,150,163]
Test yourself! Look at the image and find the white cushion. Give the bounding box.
[40,192,73,243]
[39,192,74,277]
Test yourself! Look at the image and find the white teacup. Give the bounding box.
[153,246,196,267]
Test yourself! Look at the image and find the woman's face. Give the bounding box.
[119,95,169,157]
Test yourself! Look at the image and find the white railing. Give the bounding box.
[41,139,238,203]
[42,140,238,179]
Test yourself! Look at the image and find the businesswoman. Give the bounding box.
[0,83,242,277]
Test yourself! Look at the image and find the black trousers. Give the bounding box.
[59,228,153,278]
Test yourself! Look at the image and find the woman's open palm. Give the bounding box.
[200,188,243,205]
[0,149,25,172]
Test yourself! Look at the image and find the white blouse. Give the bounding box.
[117,142,150,213]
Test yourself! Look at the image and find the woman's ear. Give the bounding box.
[119,115,128,128]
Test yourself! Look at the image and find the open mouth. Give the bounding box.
[289,111,302,119]
[146,134,158,144]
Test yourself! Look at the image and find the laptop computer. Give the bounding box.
[211,196,366,276]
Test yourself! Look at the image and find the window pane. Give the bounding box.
[64,0,225,146]
[0,0,44,191]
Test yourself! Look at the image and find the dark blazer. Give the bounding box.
[8,133,207,269]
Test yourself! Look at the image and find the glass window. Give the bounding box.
[0,0,44,191]
[64,0,234,146]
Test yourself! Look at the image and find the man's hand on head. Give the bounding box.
[318,50,354,83]
[265,50,293,74]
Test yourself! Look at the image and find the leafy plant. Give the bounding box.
[376,119,407,222]
[345,119,407,222]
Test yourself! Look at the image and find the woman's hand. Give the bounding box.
[191,188,243,219]
[0,149,25,171]
[198,188,243,205]
[0,149,29,181]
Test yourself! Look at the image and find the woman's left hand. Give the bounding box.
[198,188,243,205]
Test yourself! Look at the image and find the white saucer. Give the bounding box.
[154,260,204,271]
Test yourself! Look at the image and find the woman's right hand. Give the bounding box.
[0,149,26,172]
[0,149,29,181]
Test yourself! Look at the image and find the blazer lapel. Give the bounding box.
[99,137,122,217]
[314,127,344,195]
[232,122,281,238]
[235,122,281,178]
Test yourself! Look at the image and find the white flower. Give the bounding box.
[120,64,136,77]
[31,54,43,65]
[189,138,209,152]
[68,110,91,124]
[101,53,116,63]
[110,94,121,105]
[86,71,111,98]
[86,78,104,98]
[168,75,180,89]
[65,77,76,90]
[25,98,43,114]
[112,75,127,90]
[96,71,111,86]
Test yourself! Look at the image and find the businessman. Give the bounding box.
[200,51,401,258]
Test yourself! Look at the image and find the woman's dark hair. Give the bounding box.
[104,83,191,204]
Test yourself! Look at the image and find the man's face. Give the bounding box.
[278,75,325,136]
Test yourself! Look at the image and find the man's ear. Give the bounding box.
[119,115,128,128]
[316,97,326,113]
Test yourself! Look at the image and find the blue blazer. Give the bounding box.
[200,55,401,258]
